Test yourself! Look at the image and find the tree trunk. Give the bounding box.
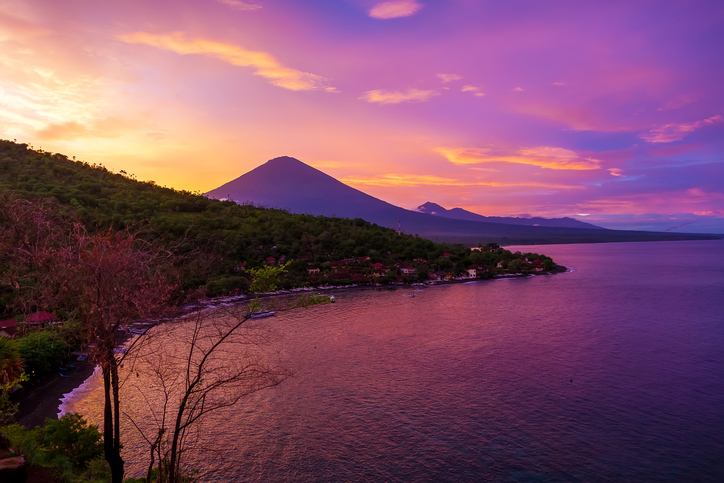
[110,359,125,482]
[103,364,124,482]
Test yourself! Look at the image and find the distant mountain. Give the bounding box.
[206,157,720,245]
[416,202,603,230]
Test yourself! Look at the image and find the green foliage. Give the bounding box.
[18,329,70,376]
[293,293,333,308]
[247,263,289,293]
[2,414,104,481]
[0,373,29,426]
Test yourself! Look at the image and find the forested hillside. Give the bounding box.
[0,140,482,296]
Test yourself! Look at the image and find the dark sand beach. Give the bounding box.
[12,358,96,429]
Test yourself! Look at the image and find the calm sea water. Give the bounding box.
[63,240,724,482]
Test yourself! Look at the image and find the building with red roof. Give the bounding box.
[25,311,59,329]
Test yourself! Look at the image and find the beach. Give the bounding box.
[13,358,96,429]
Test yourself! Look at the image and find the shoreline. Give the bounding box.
[13,358,96,429]
[12,267,566,429]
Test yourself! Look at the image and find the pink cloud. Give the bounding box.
[369,1,423,19]
[640,115,723,143]
[217,0,262,11]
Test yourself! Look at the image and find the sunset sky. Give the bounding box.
[1,0,723,232]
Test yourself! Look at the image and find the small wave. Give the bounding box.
[58,365,101,419]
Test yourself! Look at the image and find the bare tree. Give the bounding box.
[122,305,291,482]
[0,195,177,483]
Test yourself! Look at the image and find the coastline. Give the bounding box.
[12,266,566,429]
[13,358,96,429]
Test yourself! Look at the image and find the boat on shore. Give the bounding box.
[246,310,276,319]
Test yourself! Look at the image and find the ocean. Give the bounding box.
[62,240,724,481]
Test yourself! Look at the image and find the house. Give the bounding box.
[427,272,440,281]
[435,270,449,280]
[265,256,276,265]
[25,311,59,329]
[467,268,477,277]
[358,256,370,262]
[0,319,18,338]
[400,266,416,276]
[307,267,320,275]
[371,262,389,274]
[496,261,505,268]
[442,252,452,258]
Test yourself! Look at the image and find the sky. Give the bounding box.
[1,0,723,233]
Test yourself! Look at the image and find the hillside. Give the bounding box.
[0,141,482,299]
[207,156,720,245]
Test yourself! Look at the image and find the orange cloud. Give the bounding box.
[434,146,601,170]
[359,88,438,104]
[640,115,723,143]
[118,32,335,92]
[369,1,424,19]
[37,117,137,140]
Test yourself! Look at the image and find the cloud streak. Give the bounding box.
[341,174,582,189]
[217,0,262,11]
[438,73,462,83]
[640,115,723,143]
[359,88,438,104]
[118,32,334,92]
[435,146,601,170]
[369,1,423,19]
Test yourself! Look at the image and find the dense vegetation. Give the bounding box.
[0,140,556,300]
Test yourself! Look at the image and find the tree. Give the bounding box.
[123,306,290,482]
[0,195,177,483]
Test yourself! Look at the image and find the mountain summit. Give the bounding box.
[206,156,402,218]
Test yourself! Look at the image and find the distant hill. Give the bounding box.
[416,201,603,230]
[207,157,720,245]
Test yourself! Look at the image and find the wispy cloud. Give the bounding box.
[461,85,484,96]
[369,1,423,19]
[640,115,722,143]
[342,174,582,189]
[437,73,462,83]
[218,0,262,11]
[434,146,601,170]
[359,88,438,104]
[342,174,473,187]
[118,32,335,92]
[36,117,136,140]
[657,94,697,112]
[608,168,625,177]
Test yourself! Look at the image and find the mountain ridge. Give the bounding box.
[415,201,603,230]
[206,156,720,245]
